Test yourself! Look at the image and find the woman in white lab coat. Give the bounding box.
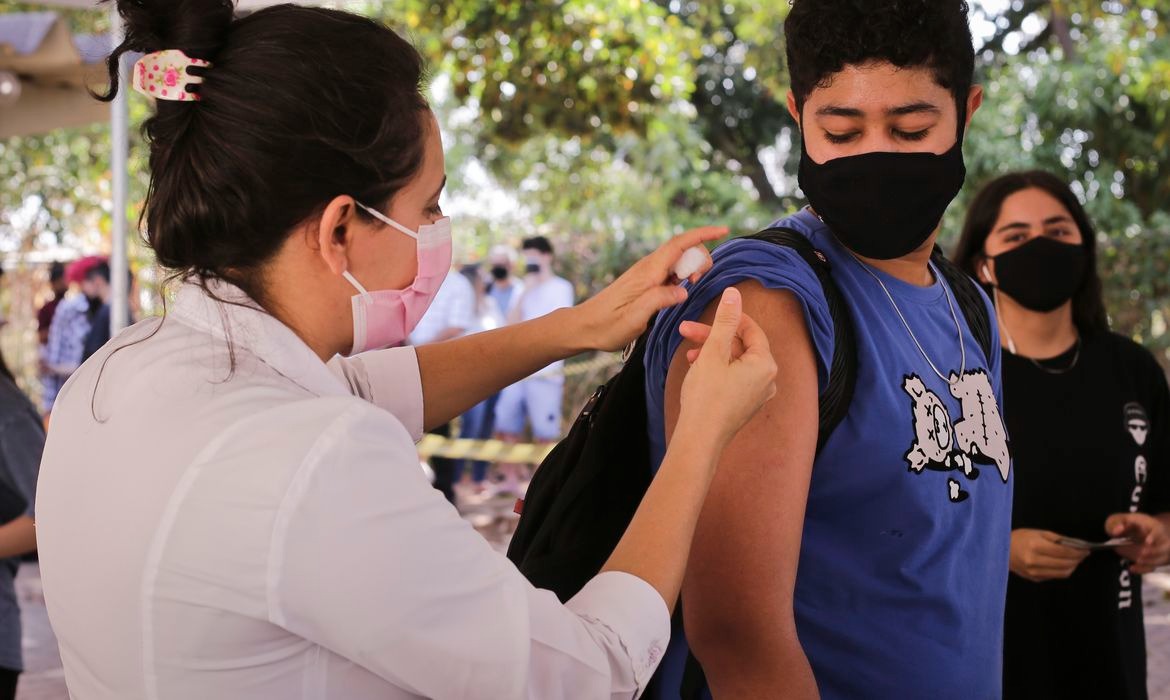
[34,3,777,699]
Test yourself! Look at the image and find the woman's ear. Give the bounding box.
[315,196,359,276]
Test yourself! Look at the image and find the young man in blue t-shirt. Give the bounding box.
[644,1,1012,698]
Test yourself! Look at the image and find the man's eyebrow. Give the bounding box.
[813,102,942,118]
[814,105,864,118]
[886,102,942,116]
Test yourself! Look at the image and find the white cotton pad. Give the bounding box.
[673,246,708,280]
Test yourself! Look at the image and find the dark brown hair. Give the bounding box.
[100,0,430,303]
[954,170,1110,337]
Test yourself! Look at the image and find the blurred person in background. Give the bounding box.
[41,255,106,416]
[454,262,501,496]
[494,237,575,495]
[80,262,136,364]
[0,346,47,699]
[410,267,477,502]
[486,244,524,323]
[955,170,1170,700]
[37,262,70,409]
[454,247,526,496]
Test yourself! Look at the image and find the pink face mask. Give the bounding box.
[343,202,453,355]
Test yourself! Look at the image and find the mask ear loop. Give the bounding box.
[343,271,370,296]
[355,201,420,240]
[984,260,1019,355]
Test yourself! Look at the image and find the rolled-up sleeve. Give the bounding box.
[528,572,670,698]
[271,404,671,699]
[328,347,424,441]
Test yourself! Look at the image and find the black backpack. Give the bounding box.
[505,228,992,698]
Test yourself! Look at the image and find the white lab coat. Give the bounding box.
[35,279,668,700]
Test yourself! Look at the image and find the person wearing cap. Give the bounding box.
[452,246,526,494]
[41,255,107,415]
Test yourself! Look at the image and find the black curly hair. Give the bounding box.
[784,0,975,116]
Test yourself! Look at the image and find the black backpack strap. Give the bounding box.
[931,248,994,364]
[743,228,858,453]
[679,227,858,700]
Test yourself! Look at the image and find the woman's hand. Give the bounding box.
[573,227,725,352]
[675,288,777,449]
[1009,529,1089,582]
[1106,512,1170,574]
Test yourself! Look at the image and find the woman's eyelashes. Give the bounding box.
[1002,227,1074,245]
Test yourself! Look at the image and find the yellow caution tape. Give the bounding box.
[417,434,557,465]
[562,353,622,377]
[416,353,623,464]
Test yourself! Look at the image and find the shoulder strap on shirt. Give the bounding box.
[743,227,858,453]
[931,248,994,364]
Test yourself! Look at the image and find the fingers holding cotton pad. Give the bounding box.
[673,245,712,283]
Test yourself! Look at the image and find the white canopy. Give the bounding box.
[0,12,109,139]
[2,1,350,332]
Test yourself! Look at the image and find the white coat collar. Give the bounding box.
[170,278,350,399]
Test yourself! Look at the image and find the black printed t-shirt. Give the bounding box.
[1003,331,1170,700]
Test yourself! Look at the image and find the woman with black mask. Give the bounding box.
[955,170,1170,700]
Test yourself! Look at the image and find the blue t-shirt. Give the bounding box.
[644,209,1013,700]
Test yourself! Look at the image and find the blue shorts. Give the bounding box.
[494,378,564,441]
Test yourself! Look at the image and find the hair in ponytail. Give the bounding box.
[99,1,430,305]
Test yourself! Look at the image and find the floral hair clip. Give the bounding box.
[132,50,211,102]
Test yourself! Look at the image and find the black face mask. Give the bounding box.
[991,236,1087,312]
[86,295,103,315]
[491,265,509,281]
[797,125,967,260]
[525,263,542,275]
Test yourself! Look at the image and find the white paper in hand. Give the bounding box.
[673,246,708,280]
[1056,536,1134,551]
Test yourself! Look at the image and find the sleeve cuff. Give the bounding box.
[566,571,671,694]
[329,347,425,442]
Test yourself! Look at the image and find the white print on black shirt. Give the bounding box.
[1125,402,1149,447]
[1119,402,1150,610]
[903,370,1011,503]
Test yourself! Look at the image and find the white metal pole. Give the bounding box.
[109,7,130,332]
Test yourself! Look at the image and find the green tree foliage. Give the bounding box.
[1,0,1166,376]
[960,1,1170,363]
[387,0,1170,369]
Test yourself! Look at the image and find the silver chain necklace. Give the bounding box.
[995,288,1081,374]
[852,256,967,385]
[1027,335,1081,374]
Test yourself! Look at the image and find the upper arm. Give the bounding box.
[0,409,45,517]
[664,281,819,681]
